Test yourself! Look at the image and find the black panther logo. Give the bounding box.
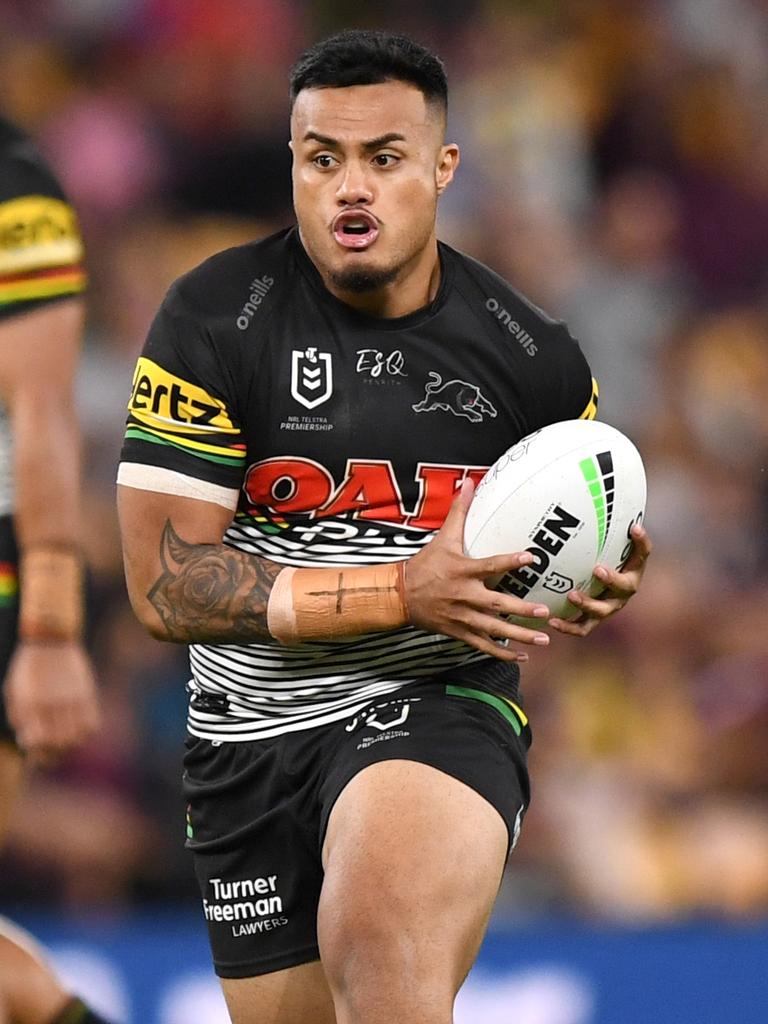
[412,372,497,423]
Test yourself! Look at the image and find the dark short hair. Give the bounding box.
[289,29,448,113]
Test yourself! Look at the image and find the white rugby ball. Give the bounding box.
[464,420,647,624]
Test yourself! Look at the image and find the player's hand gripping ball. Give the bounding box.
[464,420,647,626]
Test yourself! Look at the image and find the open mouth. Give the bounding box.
[332,210,380,250]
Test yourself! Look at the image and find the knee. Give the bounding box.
[320,900,410,978]
[318,901,454,1021]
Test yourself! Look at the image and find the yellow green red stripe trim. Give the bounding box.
[507,699,528,726]
[124,425,246,466]
[446,684,527,736]
[0,562,18,605]
[0,265,86,305]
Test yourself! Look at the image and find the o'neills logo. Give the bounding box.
[485,298,537,356]
[236,275,274,330]
[203,875,287,937]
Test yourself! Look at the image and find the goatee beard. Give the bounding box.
[329,263,400,294]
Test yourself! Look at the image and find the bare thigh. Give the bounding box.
[317,759,508,1024]
[220,959,336,1024]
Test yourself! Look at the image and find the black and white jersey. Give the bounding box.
[0,116,86,516]
[119,227,597,741]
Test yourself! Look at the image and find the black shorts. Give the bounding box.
[0,517,19,744]
[183,662,532,979]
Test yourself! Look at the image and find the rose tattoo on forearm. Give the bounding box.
[147,520,282,643]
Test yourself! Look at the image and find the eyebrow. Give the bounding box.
[302,131,407,150]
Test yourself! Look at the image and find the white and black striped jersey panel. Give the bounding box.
[224,516,434,565]
[187,628,486,740]
[185,518,483,741]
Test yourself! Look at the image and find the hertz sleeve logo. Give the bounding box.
[128,357,238,433]
[0,195,83,275]
[125,358,246,469]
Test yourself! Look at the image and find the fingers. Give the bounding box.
[548,586,620,635]
[629,522,653,561]
[419,487,654,655]
[546,578,627,631]
[445,608,552,662]
[592,524,650,594]
[478,584,550,622]
[591,565,637,600]
[450,624,532,663]
[548,615,599,638]
[548,583,628,636]
[436,478,541,582]
[474,550,536,580]
[440,477,476,544]
[465,609,551,647]
[12,700,100,763]
[587,525,652,603]
[549,548,651,638]
[552,524,653,632]
[5,645,101,762]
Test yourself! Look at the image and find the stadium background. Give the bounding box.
[1,0,767,1020]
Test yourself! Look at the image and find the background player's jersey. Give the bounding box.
[0,117,87,516]
[119,228,597,741]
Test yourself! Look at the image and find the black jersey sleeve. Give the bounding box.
[526,321,598,430]
[0,120,86,321]
[446,244,598,433]
[120,282,247,496]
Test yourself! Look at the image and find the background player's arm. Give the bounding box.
[118,481,553,661]
[0,298,100,759]
[0,300,83,546]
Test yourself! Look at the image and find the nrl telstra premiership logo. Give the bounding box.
[291,347,333,409]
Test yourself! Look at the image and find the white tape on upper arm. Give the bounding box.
[116,463,239,511]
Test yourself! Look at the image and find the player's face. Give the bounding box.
[290,81,458,299]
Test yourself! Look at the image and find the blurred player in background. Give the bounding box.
[118,30,650,1024]
[0,116,110,1024]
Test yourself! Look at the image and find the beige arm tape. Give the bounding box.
[18,546,84,642]
[267,561,409,644]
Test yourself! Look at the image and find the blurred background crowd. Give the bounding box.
[1,0,766,925]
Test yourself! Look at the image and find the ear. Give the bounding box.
[436,143,460,195]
